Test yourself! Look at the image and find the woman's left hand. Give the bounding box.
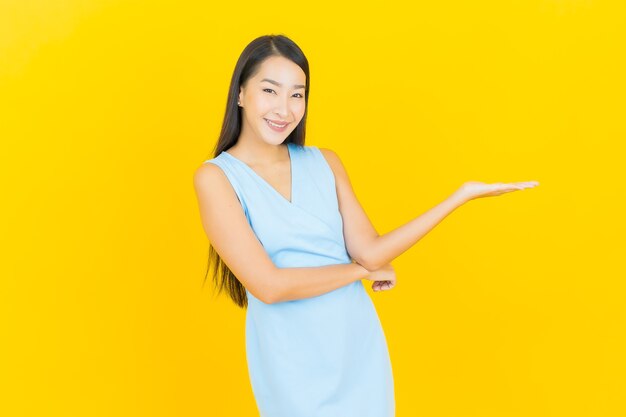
[455,180,540,203]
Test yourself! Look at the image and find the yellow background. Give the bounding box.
[2,0,624,416]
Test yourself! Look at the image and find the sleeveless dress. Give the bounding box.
[203,142,395,417]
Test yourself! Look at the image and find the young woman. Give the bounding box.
[193,34,538,417]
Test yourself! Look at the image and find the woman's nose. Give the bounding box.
[273,99,289,118]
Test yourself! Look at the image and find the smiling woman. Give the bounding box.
[193,32,539,417]
[193,34,396,417]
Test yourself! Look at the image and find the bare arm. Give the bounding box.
[193,162,370,305]
[319,148,538,272]
[361,192,466,270]
[362,179,539,270]
[271,262,369,303]
[319,147,466,271]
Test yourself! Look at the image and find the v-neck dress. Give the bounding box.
[203,142,395,417]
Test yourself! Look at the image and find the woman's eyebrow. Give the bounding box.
[261,78,305,89]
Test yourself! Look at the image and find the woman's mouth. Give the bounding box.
[264,118,289,132]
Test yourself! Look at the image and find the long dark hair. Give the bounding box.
[202,34,311,309]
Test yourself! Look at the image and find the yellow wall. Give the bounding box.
[1,1,624,416]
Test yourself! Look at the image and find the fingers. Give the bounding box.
[467,180,540,200]
[497,181,540,193]
[372,280,396,292]
[510,181,540,189]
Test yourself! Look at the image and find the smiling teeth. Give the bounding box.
[266,119,287,128]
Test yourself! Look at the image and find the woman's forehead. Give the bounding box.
[255,57,306,84]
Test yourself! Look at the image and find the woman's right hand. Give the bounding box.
[363,263,397,292]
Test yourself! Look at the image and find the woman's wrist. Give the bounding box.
[350,261,370,281]
[450,189,470,207]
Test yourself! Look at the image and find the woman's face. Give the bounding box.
[238,55,306,145]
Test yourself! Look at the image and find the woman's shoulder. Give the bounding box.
[299,144,345,182]
[194,157,225,185]
[315,146,342,170]
[194,153,231,185]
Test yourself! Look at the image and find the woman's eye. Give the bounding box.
[263,89,303,98]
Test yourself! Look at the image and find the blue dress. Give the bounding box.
[204,142,395,417]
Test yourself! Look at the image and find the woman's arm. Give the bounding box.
[194,162,372,305]
[271,262,370,303]
[320,147,461,270]
[358,192,466,270]
[319,148,538,271]
[360,182,539,270]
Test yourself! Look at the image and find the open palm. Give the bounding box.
[457,180,539,202]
